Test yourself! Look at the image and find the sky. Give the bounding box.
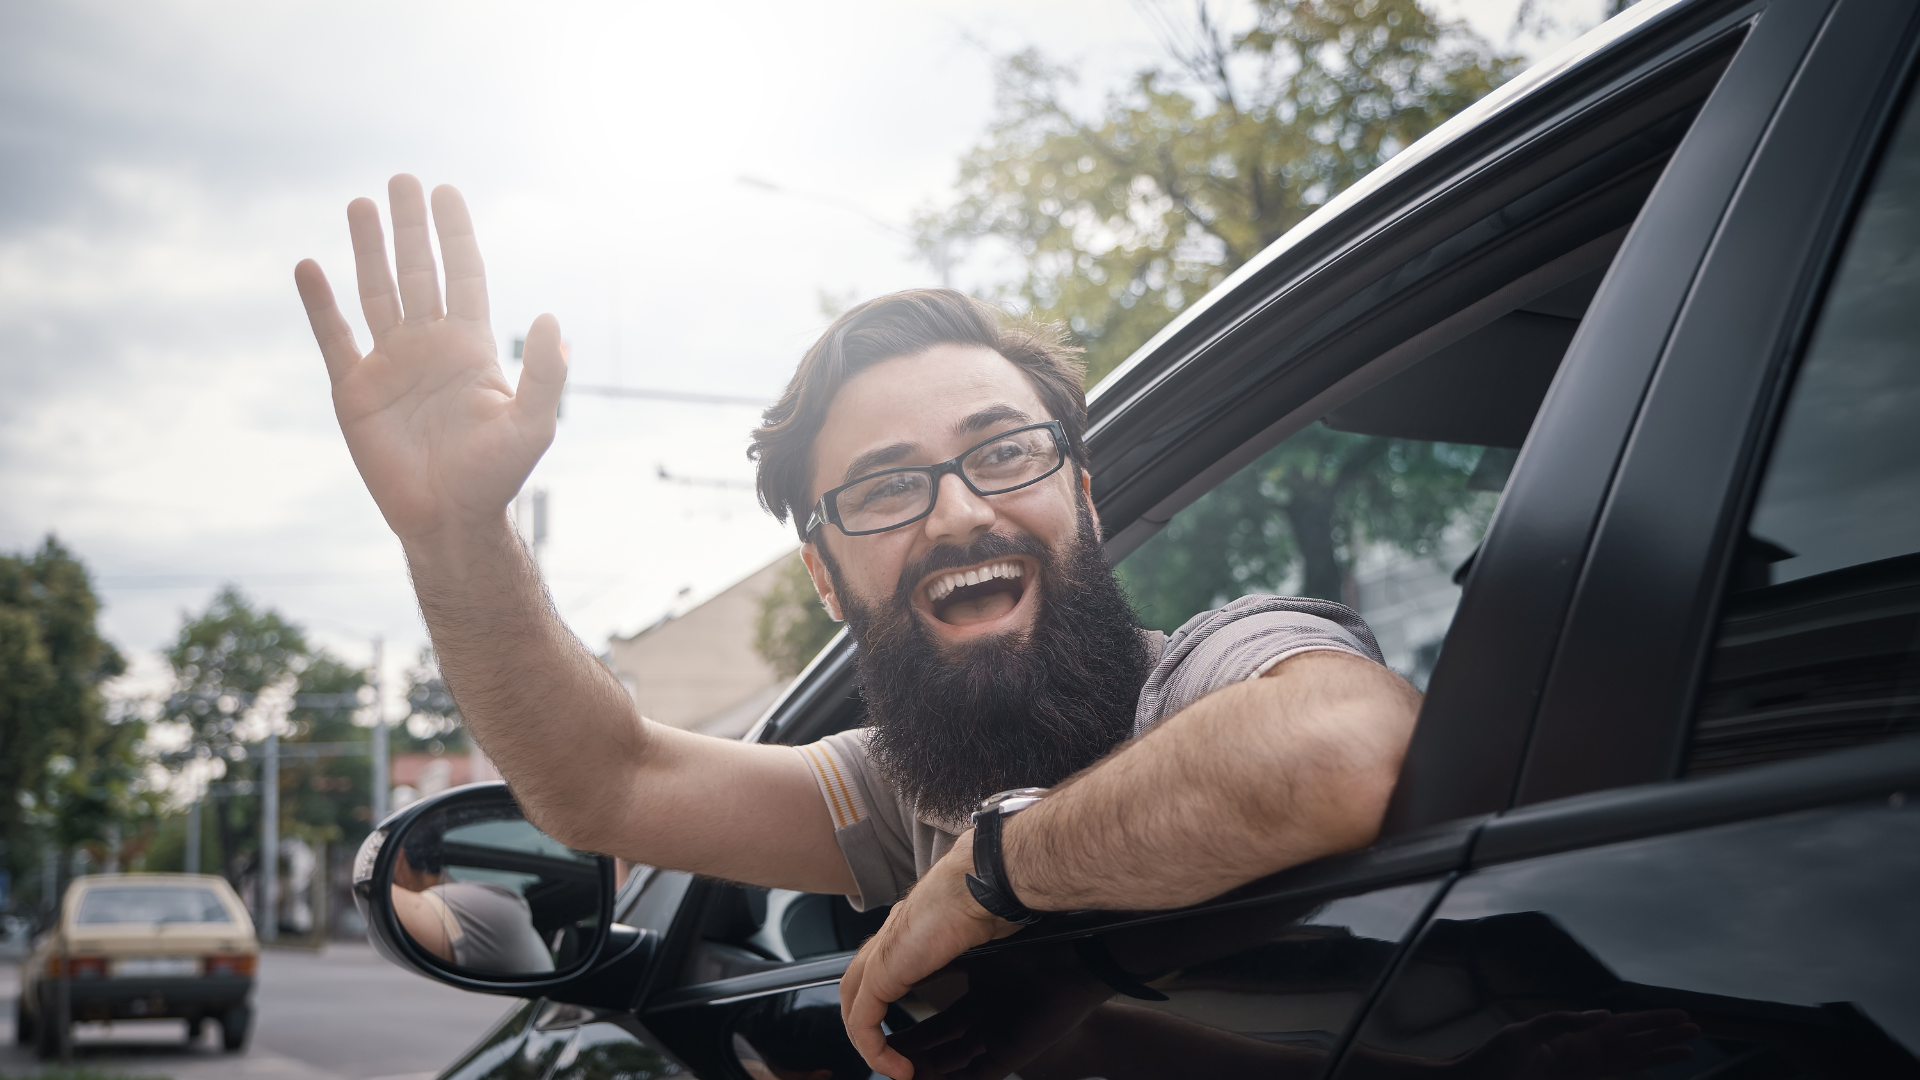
[0,0,1610,714]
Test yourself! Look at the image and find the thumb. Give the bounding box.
[514,313,567,424]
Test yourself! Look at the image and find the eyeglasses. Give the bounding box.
[806,421,1068,537]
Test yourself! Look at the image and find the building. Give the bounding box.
[603,551,798,739]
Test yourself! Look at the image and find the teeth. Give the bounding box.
[927,561,1025,603]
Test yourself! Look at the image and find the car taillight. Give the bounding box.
[203,953,255,977]
[48,955,107,978]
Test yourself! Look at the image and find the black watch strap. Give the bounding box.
[966,804,1043,925]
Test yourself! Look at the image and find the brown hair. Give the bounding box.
[749,288,1089,540]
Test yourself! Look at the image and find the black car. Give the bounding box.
[357,0,1920,1076]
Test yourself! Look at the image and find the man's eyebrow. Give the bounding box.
[839,406,1038,485]
[843,442,917,484]
[954,405,1034,437]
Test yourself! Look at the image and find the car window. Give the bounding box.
[1688,78,1920,776]
[1121,426,1512,687]
[677,881,887,986]
[76,886,232,925]
[1116,269,1599,688]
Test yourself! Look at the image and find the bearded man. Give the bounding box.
[294,177,1422,1079]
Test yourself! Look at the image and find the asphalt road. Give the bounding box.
[0,943,518,1080]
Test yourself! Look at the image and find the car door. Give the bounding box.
[1339,2,1920,1073]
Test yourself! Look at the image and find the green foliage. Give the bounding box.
[399,648,470,755]
[0,537,139,888]
[919,0,1521,384]
[281,653,375,845]
[158,588,387,873]
[754,554,841,679]
[1119,425,1494,630]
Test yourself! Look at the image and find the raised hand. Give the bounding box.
[294,175,565,544]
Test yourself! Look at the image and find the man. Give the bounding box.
[293,176,1422,1078]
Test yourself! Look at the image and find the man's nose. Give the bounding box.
[922,471,995,544]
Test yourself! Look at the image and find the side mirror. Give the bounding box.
[353,782,658,1010]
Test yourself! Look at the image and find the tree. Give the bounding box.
[281,654,375,845]
[754,554,841,680]
[1118,428,1498,629]
[161,587,312,886]
[401,648,470,754]
[919,0,1521,384]
[0,537,136,896]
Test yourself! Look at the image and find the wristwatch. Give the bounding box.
[966,786,1049,925]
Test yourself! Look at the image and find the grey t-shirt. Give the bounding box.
[795,594,1383,910]
[426,880,556,974]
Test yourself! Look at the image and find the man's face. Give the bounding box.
[800,344,1089,643]
[796,344,1154,822]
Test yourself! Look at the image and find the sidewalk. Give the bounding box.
[0,943,518,1080]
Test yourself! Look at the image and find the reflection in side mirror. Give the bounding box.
[389,809,597,975]
[353,783,659,1010]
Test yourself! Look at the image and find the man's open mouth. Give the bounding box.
[924,560,1029,626]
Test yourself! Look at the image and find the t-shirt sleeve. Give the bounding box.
[1133,594,1386,736]
[793,728,919,912]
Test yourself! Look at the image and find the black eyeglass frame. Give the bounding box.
[805,421,1069,538]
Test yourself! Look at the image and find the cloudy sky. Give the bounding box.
[0,0,1607,708]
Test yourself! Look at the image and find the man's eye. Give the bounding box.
[980,442,1029,465]
[860,476,921,505]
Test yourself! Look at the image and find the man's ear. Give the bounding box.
[1080,469,1103,535]
[799,542,845,622]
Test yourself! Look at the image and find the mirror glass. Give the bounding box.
[390,800,604,976]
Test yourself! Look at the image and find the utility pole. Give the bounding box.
[260,725,278,942]
[371,637,388,825]
[185,796,201,875]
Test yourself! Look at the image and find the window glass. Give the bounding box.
[1119,423,1514,688]
[76,886,231,925]
[1690,81,1920,775]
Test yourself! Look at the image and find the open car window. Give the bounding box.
[1120,270,1602,687]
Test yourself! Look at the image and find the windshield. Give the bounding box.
[75,886,232,925]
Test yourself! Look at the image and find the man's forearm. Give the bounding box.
[404,516,646,851]
[1002,650,1420,912]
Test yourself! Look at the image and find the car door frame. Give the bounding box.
[1513,0,1920,805]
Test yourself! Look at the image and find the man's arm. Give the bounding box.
[1003,648,1419,910]
[404,519,852,892]
[293,176,852,896]
[839,649,1420,1078]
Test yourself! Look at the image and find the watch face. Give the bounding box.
[979,787,1050,814]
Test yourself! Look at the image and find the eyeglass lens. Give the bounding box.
[833,427,1063,533]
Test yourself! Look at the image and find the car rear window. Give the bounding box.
[76,886,232,925]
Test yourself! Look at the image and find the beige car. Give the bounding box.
[16,873,258,1057]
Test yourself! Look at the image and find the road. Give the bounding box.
[0,944,517,1080]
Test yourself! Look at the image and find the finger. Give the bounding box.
[848,986,915,1079]
[293,260,363,383]
[347,198,401,335]
[513,313,568,425]
[388,174,444,322]
[431,185,490,325]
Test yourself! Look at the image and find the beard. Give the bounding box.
[825,496,1156,826]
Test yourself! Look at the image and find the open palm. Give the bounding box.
[293,175,565,543]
